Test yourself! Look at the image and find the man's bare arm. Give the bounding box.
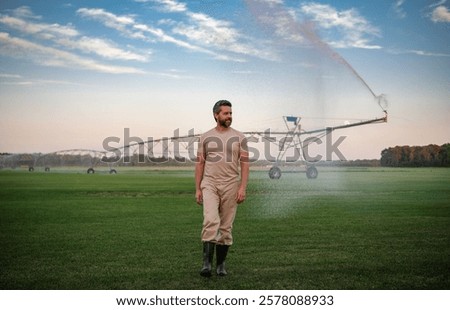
[195,153,205,205]
[236,151,249,204]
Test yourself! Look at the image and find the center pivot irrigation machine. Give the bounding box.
[94,104,387,179]
[242,111,387,179]
[1,106,387,179]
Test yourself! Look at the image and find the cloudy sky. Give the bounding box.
[0,0,449,159]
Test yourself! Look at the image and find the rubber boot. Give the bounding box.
[216,244,229,276]
[200,242,215,277]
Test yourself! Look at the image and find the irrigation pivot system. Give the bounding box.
[0,149,116,174]
[243,112,387,179]
[1,110,387,179]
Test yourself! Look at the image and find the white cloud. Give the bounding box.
[56,36,151,62]
[172,11,276,60]
[300,2,381,49]
[408,49,450,57]
[77,8,135,32]
[429,1,447,8]
[151,0,187,13]
[134,0,187,12]
[0,8,150,62]
[77,7,199,51]
[431,5,450,22]
[0,75,82,86]
[260,10,305,43]
[388,48,450,57]
[77,6,270,62]
[10,6,41,19]
[184,12,238,46]
[0,15,79,39]
[257,0,284,5]
[144,0,278,60]
[173,12,243,52]
[0,32,145,74]
[0,73,22,78]
[244,0,380,50]
[133,22,203,51]
[392,0,407,19]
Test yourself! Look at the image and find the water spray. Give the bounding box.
[244,0,388,114]
[375,94,389,113]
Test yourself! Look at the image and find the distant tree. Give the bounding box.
[381,144,450,167]
[439,143,450,167]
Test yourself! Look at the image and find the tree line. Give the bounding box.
[380,144,450,167]
[2,144,450,169]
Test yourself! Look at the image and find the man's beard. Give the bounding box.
[219,118,232,128]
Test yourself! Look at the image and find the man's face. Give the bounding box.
[215,106,232,128]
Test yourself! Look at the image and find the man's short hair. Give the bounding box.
[213,100,232,121]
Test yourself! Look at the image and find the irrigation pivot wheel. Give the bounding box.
[306,166,318,179]
[269,166,282,179]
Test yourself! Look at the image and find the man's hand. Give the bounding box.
[236,186,246,204]
[196,189,203,205]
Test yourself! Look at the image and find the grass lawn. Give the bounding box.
[0,167,449,289]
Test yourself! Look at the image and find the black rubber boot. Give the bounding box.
[200,242,215,277]
[216,244,229,276]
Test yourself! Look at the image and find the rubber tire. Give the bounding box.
[306,166,318,179]
[87,168,95,174]
[269,166,282,179]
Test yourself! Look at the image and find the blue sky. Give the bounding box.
[0,0,449,159]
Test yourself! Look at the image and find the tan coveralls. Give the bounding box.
[198,127,247,246]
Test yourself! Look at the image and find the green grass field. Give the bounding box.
[0,167,449,290]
